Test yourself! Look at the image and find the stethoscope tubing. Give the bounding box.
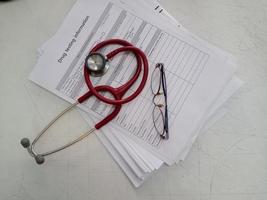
[82,40,148,105]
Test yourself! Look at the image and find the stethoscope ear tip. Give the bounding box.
[20,138,45,164]
[35,155,45,165]
[20,138,30,148]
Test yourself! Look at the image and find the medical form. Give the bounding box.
[30,0,235,164]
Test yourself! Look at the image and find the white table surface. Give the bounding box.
[0,0,267,199]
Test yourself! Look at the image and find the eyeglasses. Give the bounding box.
[150,63,169,139]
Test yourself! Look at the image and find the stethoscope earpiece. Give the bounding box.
[35,155,45,165]
[20,138,45,165]
[21,138,30,148]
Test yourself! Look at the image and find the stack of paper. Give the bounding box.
[30,0,243,187]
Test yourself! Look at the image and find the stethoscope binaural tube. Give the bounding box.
[20,102,90,164]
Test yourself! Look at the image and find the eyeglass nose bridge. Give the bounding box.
[152,94,165,106]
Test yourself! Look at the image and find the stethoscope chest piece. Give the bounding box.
[85,52,109,77]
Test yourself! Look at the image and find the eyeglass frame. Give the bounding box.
[150,63,169,140]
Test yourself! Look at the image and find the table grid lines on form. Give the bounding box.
[56,2,210,148]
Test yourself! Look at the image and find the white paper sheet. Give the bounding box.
[29,0,237,165]
[34,0,242,186]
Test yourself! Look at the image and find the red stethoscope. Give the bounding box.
[21,39,149,164]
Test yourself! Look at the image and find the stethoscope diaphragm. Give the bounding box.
[85,52,109,77]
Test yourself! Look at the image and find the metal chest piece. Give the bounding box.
[85,52,109,77]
